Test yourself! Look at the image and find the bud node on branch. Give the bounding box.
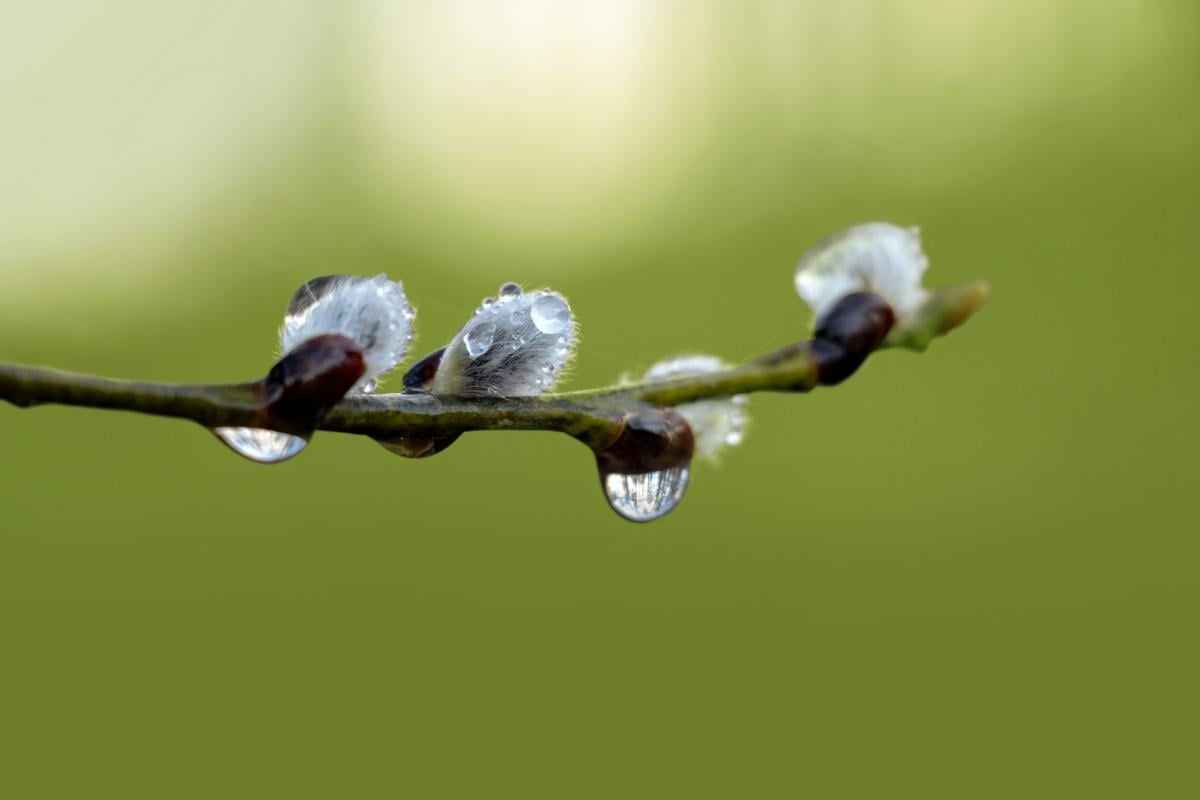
[0,222,988,522]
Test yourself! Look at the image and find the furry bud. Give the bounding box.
[795,222,929,327]
[431,283,577,398]
[282,273,415,393]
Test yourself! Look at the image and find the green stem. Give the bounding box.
[0,282,988,451]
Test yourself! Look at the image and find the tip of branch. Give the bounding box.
[886,280,990,351]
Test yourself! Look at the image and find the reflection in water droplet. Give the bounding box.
[213,427,308,463]
[375,431,462,459]
[531,293,571,334]
[464,322,496,358]
[602,466,690,522]
[499,282,522,297]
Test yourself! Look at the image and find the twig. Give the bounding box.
[0,281,988,453]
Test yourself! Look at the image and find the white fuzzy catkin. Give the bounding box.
[280,274,415,392]
[433,284,577,398]
[643,355,747,460]
[794,222,930,327]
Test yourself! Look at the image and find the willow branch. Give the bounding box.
[0,281,988,452]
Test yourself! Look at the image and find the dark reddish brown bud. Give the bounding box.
[261,334,365,432]
[595,407,695,475]
[812,292,895,385]
[402,348,446,392]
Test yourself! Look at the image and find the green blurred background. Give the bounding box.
[1,1,1196,795]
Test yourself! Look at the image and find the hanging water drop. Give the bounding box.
[601,467,690,522]
[531,293,571,335]
[464,322,496,358]
[499,282,522,297]
[213,427,308,463]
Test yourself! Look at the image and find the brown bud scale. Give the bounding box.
[813,292,895,385]
[595,407,695,475]
[261,334,365,432]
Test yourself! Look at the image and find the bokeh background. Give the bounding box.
[1,1,1196,795]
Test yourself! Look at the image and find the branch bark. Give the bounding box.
[0,281,988,453]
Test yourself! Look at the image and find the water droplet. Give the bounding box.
[361,378,378,393]
[213,427,308,463]
[602,467,690,522]
[499,282,522,297]
[531,294,571,335]
[375,432,461,459]
[464,322,496,358]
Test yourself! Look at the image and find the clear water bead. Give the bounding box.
[213,427,307,463]
[499,282,522,297]
[464,322,496,358]
[602,467,690,522]
[531,294,571,335]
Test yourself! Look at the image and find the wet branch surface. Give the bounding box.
[0,282,988,454]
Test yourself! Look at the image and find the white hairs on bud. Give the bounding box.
[643,355,748,460]
[433,285,577,398]
[280,274,415,392]
[794,222,930,326]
